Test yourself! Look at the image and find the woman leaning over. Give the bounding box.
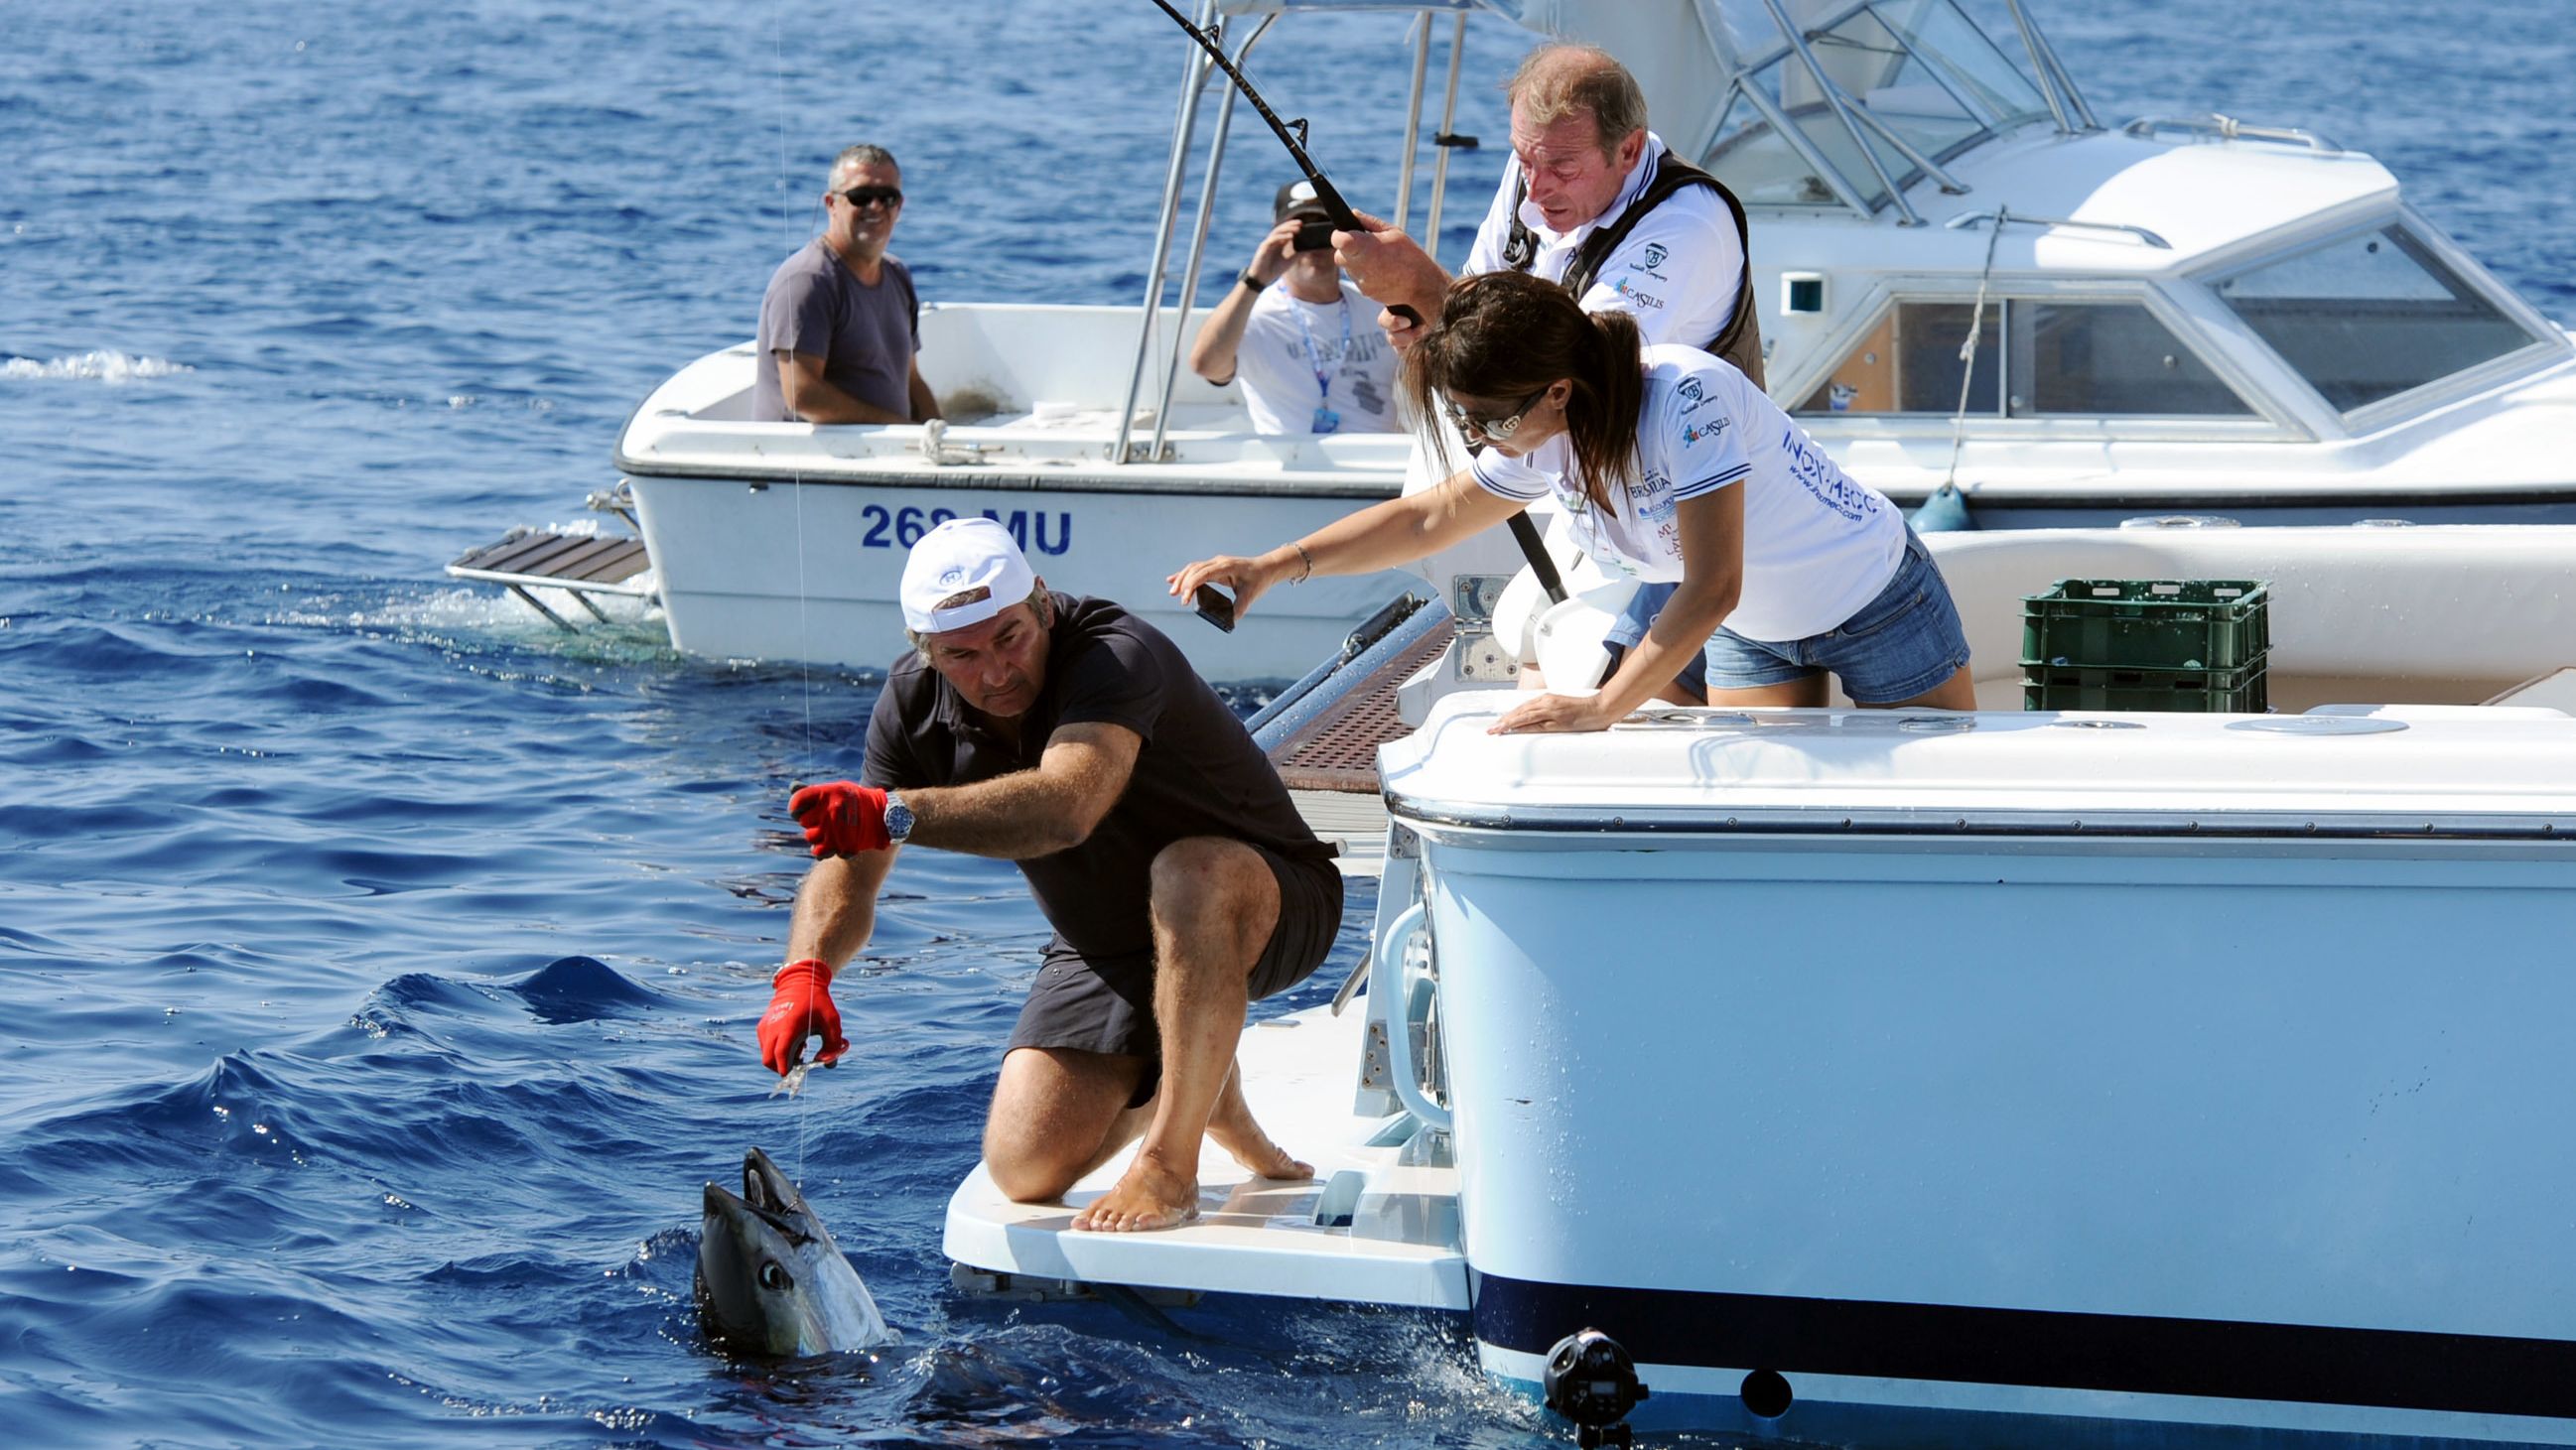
[1167,269,1974,732]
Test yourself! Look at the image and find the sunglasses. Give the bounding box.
[1440,383,1555,445]
[838,185,903,211]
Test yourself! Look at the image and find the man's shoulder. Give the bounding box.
[1053,593,1184,666]
[763,240,839,300]
[1606,180,1734,256]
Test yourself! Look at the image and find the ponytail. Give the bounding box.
[1564,310,1644,514]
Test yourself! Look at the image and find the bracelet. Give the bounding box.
[1290,541,1314,585]
[1238,270,1266,294]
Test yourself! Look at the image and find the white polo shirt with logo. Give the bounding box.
[1468,344,1905,643]
[1462,132,1742,347]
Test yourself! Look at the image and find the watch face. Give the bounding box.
[885,799,914,841]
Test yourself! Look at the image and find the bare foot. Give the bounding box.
[1071,1150,1202,1233]
[1207,1073,1314,1182]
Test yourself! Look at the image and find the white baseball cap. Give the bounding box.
[899,517,1038,634]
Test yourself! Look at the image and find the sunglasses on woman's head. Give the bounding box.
[1441,384,1554,445]
[839,186,903,210]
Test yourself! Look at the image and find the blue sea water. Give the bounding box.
[2,1,2570,1446]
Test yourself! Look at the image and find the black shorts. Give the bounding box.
[1006,844,1343,1103]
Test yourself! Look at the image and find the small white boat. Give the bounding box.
[458,0,2574,675]
[947,520,2576,1445]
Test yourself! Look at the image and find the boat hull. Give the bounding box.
[626,471,1416,680]
[1410,826,2576,1445]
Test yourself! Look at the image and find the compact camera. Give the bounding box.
[1290,219,1336,253]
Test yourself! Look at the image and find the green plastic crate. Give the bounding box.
[2020,579,2270,674]
[2022,658,2269,714]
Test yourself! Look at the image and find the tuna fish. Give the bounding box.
[695,1146,893,1356]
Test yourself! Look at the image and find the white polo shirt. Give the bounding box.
[1469,344,1905,643]
[1463,132,1743,348]
[1229,280,1404,436]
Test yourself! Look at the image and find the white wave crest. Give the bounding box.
[1,349,196,384]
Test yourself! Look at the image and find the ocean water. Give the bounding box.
[3,2,2570,1446]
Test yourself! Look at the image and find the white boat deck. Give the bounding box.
[941,997,1464,1309]
[1291,788,1389,878]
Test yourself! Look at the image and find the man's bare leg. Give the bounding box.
[983,1045,1151,1204]
[1073,838,1293,1232]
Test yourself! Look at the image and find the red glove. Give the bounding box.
[758,959,847,1073]
[788,781,889,858]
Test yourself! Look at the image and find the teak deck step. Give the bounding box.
[447,529,654,629]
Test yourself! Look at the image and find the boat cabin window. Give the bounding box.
[1702,0,2052,211]
[1795,299,2253,418]
[2212,224,2550,413]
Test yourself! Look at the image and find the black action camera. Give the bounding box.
[1291,219,1335,253]
[1190,584,1237,633]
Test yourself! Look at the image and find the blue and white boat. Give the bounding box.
[946,516,2576,1446]
[461,0,2575,675]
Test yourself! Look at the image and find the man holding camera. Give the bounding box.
[1187,181,1403,436]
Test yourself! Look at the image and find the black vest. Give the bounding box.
[1503,151,1766,387]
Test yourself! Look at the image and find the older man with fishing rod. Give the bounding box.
[758,518,1344,1234]
[1337,44,1765,696]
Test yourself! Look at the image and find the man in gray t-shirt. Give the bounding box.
[750,143,941,425]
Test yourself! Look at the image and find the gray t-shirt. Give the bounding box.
[751,239,919,423]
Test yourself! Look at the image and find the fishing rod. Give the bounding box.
[1144,2,1565,608]
[1143,0,1421,329]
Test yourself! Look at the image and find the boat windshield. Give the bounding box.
[2211,223,2554,414]
[1794,295,2254,418]
[1699,0,2059,211]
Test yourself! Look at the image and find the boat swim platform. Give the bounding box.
[447,528,653,631]
[943,996,1465,1310]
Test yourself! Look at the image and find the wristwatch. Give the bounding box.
[882,790,915,845]
[1237,270,1267,293]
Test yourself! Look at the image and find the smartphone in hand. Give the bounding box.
[1190,583,1237,633]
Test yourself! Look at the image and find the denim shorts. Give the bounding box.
[1699,527,1971,704]
[1603,580,1708,700]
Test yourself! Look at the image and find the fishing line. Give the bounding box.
[774,0,820,1188]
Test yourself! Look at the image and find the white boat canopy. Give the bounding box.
[1207,0,2100,225]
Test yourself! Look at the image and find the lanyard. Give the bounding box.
[1289,292,1352,404]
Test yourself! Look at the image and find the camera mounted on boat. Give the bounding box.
[1543,1327,1649,1447]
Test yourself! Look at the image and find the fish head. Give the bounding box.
[694,1146,890,1357]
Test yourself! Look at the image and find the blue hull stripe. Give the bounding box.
[1476,1274,2576,1420]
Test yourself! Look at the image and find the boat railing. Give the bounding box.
[1943,208,2172,249]
[2122,113,2344,154]
[1117,4,1482,469]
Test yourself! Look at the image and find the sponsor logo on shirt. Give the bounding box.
[1642,242,1669,271]
[1779,424,1884,522]
[1682,415,1729,447]
[1612,277,1666,310]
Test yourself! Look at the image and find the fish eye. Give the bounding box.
[758,1261,793,1292]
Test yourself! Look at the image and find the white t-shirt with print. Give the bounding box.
[1468,344,1904,643]
[1462,132,1742,350]
[1230,281,1404,435]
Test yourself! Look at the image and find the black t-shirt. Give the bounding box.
[860,593,1331,961]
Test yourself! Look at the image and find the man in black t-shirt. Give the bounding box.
[763,518,1343,1234]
